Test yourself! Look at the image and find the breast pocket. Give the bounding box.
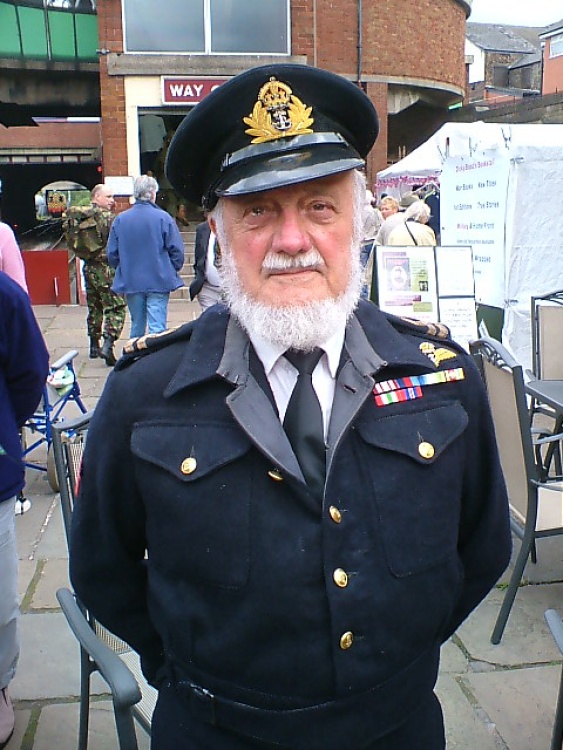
[131,421,252,589]
[356,401,469,577]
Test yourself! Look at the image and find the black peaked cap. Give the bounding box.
[165,64,379,209]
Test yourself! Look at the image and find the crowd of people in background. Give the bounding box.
[358,183,440,299]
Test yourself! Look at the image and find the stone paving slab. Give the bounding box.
[437,674,500,750]
[33,702,150,750]
[14,612,79,701]
[457,585,563,666]
[465,665,560,750]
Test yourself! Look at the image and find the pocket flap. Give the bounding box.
[131,421,252,481]
[356,401,468,462]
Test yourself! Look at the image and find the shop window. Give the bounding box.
[549,32,563,58]
[123,0,289,54]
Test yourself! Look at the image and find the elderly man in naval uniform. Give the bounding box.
[70,63,511,750]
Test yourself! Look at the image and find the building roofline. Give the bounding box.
[539,21,563,39]
[458,0,472,18]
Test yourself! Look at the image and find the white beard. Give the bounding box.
[217,240,363,352]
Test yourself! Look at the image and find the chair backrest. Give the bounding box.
[52,409,156,745]
[469,337,538,526]
[531,290,563,379]
[51,411,94,545]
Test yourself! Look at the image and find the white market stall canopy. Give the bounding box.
[376,122,563,369]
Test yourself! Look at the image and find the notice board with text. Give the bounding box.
[372,245,478,351]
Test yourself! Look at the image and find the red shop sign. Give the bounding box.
[161,77,228,105]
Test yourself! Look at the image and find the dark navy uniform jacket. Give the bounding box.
[70,300,511,749]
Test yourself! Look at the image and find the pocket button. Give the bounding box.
[180,457,197,475]
[418,441,435,460]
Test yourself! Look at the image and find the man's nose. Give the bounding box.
[271,210,310,256]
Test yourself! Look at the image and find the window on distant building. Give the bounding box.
[123,0,290,54]
[549,33,563,58]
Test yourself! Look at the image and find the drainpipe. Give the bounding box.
[357,0,363,86]
[313,0,318,67]
[42,0,52,61]
[540,40,545,96]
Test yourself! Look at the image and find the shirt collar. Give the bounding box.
[248,319,346,379]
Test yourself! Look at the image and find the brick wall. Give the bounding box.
[543,40,563,95]
[96,0,467,193]
[0,121,100,149]
[308,0,466,91]
[97,0,127,181]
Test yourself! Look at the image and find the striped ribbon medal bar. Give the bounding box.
[373,367,465,406]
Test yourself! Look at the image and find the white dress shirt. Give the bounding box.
[249,324,346,439]
[204,232,221,290]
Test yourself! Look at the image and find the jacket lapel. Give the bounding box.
[218,319,306,484]
[327,315,384,476]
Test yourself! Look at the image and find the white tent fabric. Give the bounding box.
[376,123,563,370]
[376,122,499,197]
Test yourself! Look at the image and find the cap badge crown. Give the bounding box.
[243,76,314,144]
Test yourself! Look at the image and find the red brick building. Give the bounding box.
[540,18,563,95]
[95,0,470,212]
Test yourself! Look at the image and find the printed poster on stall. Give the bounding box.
[376,247,438,321]
[374,245,478,351]
[440,151,510,308]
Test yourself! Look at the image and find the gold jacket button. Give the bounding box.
[418,441,435,460]
[329,506,342,523]
[333,568,348,588]
[267,469,284,482]
[180,457,197,475]
[340,631,354,650]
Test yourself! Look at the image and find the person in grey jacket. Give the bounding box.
[107,175,185,339]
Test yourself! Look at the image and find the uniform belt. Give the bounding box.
[171,644,440,750]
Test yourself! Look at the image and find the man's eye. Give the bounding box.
[310,201,333,213]
[249,206,266,216]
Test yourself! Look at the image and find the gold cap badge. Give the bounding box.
[243,77,314,144]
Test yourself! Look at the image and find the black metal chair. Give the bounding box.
[531,290,563,381]
[530,290,563,476]
[52,413,156,750]
[470,337,563,644]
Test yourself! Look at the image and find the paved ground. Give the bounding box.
[6,300,563,749]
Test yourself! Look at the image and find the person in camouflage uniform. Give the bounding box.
[64,185,126,366]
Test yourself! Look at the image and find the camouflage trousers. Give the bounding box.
[83,261,126,342]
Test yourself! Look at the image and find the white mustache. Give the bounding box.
[261,248,325,272]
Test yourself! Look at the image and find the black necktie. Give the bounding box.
[283,348,326,497]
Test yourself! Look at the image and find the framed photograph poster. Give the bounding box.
[375,247,438,321]
[373,245,478,350]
